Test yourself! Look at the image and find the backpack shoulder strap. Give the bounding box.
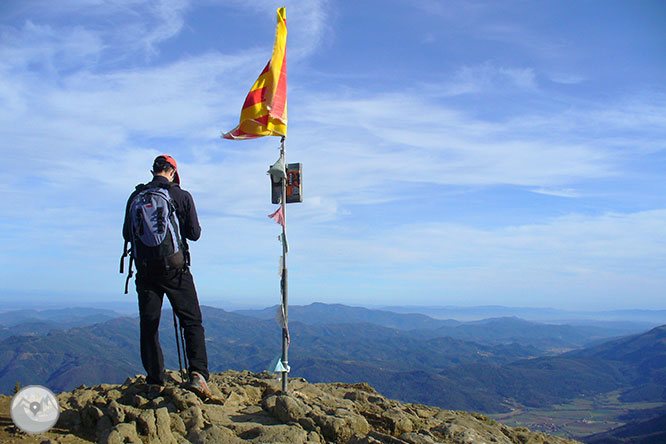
[154,183,184,253]
[123,255,134,294]
[155,182,179,211]
[162,184,183,249]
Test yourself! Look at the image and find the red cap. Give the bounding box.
[153,155,180,184]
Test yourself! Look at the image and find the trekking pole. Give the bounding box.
[173,311,185,381]
[179,323,188,379]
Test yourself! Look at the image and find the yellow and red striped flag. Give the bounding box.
[222,7,287,140]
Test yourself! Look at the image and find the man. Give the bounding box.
[123,155,211,397]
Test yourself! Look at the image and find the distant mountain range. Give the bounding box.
[0,307,124,326]
[1,303,664,425]
[0,307,124,339]
[236,302,652,352]
[0,307,538,396]
[380,304,666,325]
[235,303,460,330]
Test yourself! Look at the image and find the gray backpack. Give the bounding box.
[120,184,183,293]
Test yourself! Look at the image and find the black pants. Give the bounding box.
[136,265,209,385]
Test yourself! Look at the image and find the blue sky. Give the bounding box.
[1,0,664,311]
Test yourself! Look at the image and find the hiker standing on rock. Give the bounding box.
[122,155,212,398]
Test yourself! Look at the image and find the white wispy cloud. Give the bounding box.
[0,21,104,73]
[141,0,190,55]
[296,91,616,193]
[530,188,580,198]
[438,63,538,95]
[3,0,186,63]
[205,0,331,59]
[283,209,666,307]
[292,210,666,270]
[548,73,586,85]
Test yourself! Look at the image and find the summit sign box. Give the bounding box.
[272,163,302,204]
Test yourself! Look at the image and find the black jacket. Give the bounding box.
[123,175,201,246]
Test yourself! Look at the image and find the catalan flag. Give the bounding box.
[222,7,287,140]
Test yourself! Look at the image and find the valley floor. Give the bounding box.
[488,390,666,441]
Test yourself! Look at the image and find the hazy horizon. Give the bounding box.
[2,294,665,325]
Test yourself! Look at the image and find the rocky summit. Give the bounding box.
[2,370,581,444]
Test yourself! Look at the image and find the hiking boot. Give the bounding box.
[187,372,212,398]
[147,384,164,396]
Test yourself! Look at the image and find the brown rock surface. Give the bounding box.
[0,370,582,444]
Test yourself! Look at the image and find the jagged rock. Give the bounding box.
[154,407,178,444]
[238,423,309,443]
[108,399,142,426]
[132,393,149,408]
[415,408,436,419]
[346,411,371,437]
[105,400,125,425]
[199,402,226,420]
[120,377,145,398]
[147,394,168,408]
[307,430,323,443]
[168,385,202,410]
[169,411,187,435]
[299,415,318,431]
[381,407,414,435]
[136,409,157,439]
[431,417,537,444]
[262,393,278,411]
[181,405,205,430]
[101,422,142,444]
[66,388,97,410]
[274,393,309,423]
[369,431,412,444]
[106,389,123,401]
[320,414,349,442]
[81,404,103,429]
[187,424,244,444]
[348,435,384,444]
[241,384,263,403]
[399,431,437,444]
[95,415,112,439]
[56,409,82,429]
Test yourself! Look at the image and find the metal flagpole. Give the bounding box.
[279,136,289,393]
